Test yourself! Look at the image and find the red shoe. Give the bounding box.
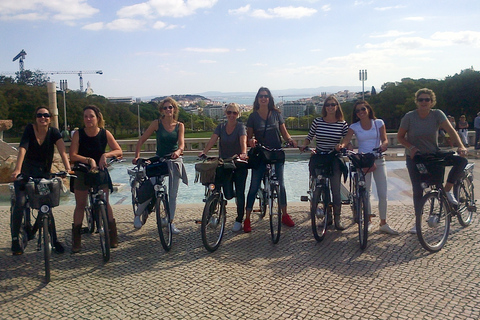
[243,219,251,233]
[282,213,295,227]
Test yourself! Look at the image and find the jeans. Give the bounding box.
[364,158,388,220]
[475,129,480,149]
[246,161,286,211]
[222,167,248,222]
[406,154,467,215]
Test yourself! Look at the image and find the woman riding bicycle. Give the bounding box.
[133,97,188,234]
[339,100,398,235]
[397,88,468,234]
[10,106,72,255]
[299,95,349,230]
[243,87,297,233]
[70,105,123,253]
[200,103,248,232]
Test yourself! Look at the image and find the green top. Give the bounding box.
[156,120,179,157]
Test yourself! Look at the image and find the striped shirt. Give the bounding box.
[306,117,349,152]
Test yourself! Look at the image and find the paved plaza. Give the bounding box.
[1,161,480,319]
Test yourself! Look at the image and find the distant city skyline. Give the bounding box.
[1,1,479,98]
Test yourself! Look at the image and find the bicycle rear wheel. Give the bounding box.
[42,216,51,283]
[358,191,369,250]
[455,178,474,227]
[311,187,328,242]
[255,188,267,220]
[416,191,451,252]
[269,184,282,244]
[156,195,172,252]
[97,203,111,262]
[201,193,226,252]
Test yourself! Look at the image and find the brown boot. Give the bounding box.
[72,224,82,253]
[109,219,118,248]
[333,205,346,231]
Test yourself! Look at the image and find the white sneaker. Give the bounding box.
[446,191,459,205]
[409,225,417,234]
[379,223,399,235]
[232,221,242,232]
[367,222,373,233]
[134,215,143,229]
[171,223,180,234]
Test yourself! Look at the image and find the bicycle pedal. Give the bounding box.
[194,220,202,224]
[252,209,261,212]
[300,196,309,202]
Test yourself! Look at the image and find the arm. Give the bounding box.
[133,120,158,164]
[239,134,247,160]
[279,123,297,147]
[440,119,467,155]
[397,127,417,159]
[69,131,92,165]
[171,122,185,159]
[55,139,72,172]
[379,123,388,152]
[247,127,256,148]
[98,130,123,169]
[10,147,26,181]
[339,128,355,149]
[200,134,219,156]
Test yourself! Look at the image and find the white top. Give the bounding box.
[349,119,384,153]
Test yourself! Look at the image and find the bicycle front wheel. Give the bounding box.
[97,203,111,262]
[269,184,282,244]
[156,195,172,252]
[42,216,51,283]
[256,188,267,220]
[455,178,474,227]
[201,193,226,252]
[416,192,451,252]
[84,196,95,234]
[311,187,328,242]
[358,191,369,250]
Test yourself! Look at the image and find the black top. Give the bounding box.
[77,128,107,164]
[19,123,62,178]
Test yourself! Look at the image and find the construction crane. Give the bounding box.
[12,50,27,73]
[42,70,103,92]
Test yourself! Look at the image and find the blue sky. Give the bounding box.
[1,0,479,98]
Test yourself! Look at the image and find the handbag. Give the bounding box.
[247,147,261,169]
[259,147,285,164]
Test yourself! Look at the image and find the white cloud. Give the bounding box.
[230,5,316,19]
[106,19,146,31]
[183,47,230,53]
[404,16,424,21]
[153,21,167,29]
[228,5,250,15]
[117,3,152,19]
[374,5,405,11]
[321,5,331,12]
[431,31,480,47]
[0,0,98,21]
[370,30,415,38]
[82,22,104,30]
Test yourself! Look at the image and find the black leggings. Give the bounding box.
[222,167,248,223]
[406,154,468,214]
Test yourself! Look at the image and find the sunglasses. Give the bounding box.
[226,111,238,115]
[417,98,431,102]
[36,113,51,118]
[355,107,367,113]
[325,103,337,107]
[163,105,174,110]
[258,94,269,99]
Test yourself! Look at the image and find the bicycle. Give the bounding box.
[195,155,244,252]
[344,148,382,250]
[128,155,173,252]
[300,148,340,242]
[414,152,476,252]
[75,157,122,262]
[252,144,289,244]
[10,171,72,283]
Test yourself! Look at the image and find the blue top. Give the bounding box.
[213,122,246,158]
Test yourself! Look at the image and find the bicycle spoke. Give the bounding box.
[416,192,450,252]
[156,196,172,252]
[201,193,226,252]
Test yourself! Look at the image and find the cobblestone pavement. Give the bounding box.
[2,162,480,319]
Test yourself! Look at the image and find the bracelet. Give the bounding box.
[85,157,91,164]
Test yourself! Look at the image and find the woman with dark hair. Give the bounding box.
[70,105,123,253]
[243,87,297,233]
[397,88,468,233]
[299,95,349,230]
[133,97,187,234]
[200,103,248,232]
[339,100,398,234]
[10,106,71,255]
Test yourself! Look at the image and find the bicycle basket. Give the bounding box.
[146,161,169,177]
[84,169,109,187]
[349,153,375,169]
[259,148,285,164]
[413,154,446,185]
[25,178,61,209]
[195,158,220,185]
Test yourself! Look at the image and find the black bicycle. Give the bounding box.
[128,156,173,252]
[414,153,476,252]
[10,171,72,283]
[75,157,122,262]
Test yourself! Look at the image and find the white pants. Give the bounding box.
[364,158,388,220]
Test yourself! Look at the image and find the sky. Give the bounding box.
[1,0,480,99]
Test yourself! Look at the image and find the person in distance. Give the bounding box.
[397,88,468,234]
[133,97,188,234]
[70,105,123,252]
[10,106,72,255]
[243,87,297,233]
[200,103,248,232]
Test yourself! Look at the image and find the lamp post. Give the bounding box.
[59,80,68,132]
[137,104,141,137]
[359,69,367,100]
